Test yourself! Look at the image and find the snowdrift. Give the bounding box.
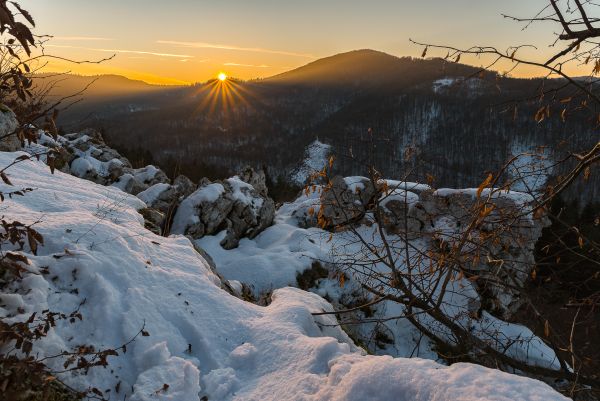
[0,152,568,400]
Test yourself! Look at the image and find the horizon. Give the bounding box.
[22,1,590,85]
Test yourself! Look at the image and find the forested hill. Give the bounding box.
[51,50,598,201]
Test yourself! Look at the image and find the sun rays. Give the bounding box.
[190,72,260,119]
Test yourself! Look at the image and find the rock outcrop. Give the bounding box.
[295,175,549,318]
[13,127,275,246]
[171,174,275,249]
[0,107,20,152]
[319,176,376,228]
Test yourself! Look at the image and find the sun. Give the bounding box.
[218,72,228,82]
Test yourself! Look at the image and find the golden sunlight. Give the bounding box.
[218,72,228,81]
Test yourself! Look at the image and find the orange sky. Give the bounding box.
[21,0,594,85]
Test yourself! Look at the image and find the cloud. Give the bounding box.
[224,62,271,68]
[46,44,193,58]
[157,40,315,58]
[52,36,114,41]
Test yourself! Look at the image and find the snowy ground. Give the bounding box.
[198,184,562,368]
[0,152,569,400]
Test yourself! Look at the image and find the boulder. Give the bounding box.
[171,182,234,239]
[319,176,375,228]
[0,108,20,152]
[220,176,275,249]
[378,188,422,238]
[238,166,268,197]
[136,175,198,235]
[171,168,275,249]
[109,165,170,195]
[113,174,148,195]
[139,208,166,235]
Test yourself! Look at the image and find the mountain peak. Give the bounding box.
[265,49,482,88]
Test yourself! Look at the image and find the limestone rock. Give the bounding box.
[0,108,20,152]
[319,176,375,228]
[171,168,275,249]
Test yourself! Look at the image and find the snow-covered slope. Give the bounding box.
[291,140,332,185]
[0,152,568,400]
[197,187,560,369]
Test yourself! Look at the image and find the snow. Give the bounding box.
[170,183,226,233]
[434,187,535,208]
[379,188,420,211]
[134,165,161,184]
[381,179,431,193]
[0,152,569,401]
[432,76,485,95]
[112,173,136,191]
[197,185,562,371]
[312,355,564,401]
[433,77,458,93]
[344,176,367,193]
[137,183,170,205]
[197,222,326,295]
[227,176,264,211]
[64,137,124,180]
[291,140,332,185]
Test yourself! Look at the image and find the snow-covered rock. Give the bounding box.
[318,176,375,228]
[172,182,233,237]
[291,140,332,185]
[296,176,548,317]
[138,176,196,215]
[0,151,569,401]
[172,169,275,249]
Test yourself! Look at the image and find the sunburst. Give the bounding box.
[190,72,260,119]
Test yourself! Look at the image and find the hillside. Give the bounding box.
[266,49,486,88]
[35,73,177,100]
[0,128,570,400]
[50,50,598,204]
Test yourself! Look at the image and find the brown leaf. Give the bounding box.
[48,156,55,174]
[0,171,12,185]
[534,106,546,123]
[477,174,493,198]
[533,206,546,220]
[0,6,14,26]
[27,231,38,255]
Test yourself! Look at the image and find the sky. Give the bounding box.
[20,0,584,85]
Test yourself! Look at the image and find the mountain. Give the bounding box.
[49,50,599,203]
[36,73,176,100]
[266,49,485,88]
